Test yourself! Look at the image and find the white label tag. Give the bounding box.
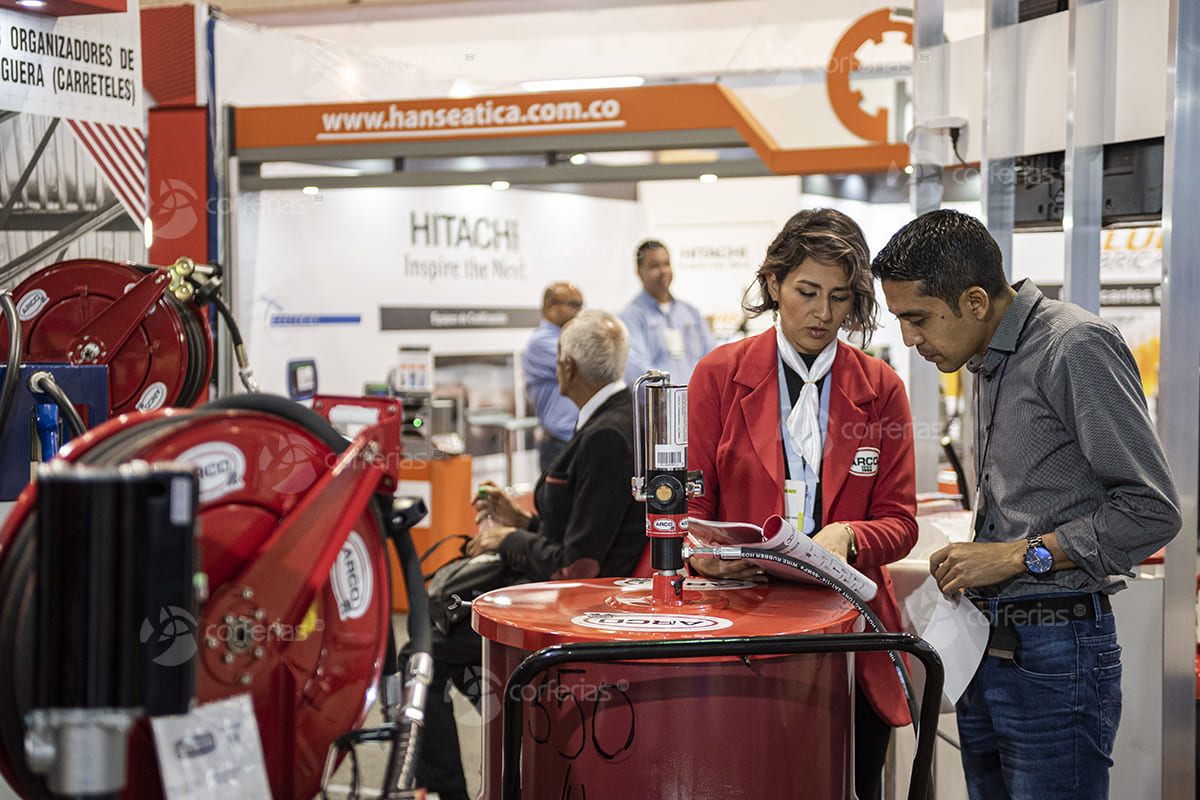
[330,530,373,621]
[849,447,880,476]
[137,381,169,411]
[150,694,273,800]
[663,327,685,357]
[16,289,49,321]
[179,443,247,503]
[671,387,688,445]
[572,612,732,632]
[784,478,807,531]
[653,444,686,469]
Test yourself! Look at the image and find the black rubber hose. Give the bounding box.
[0,291,21,441]
[730,547,920,733]
[380,496,433,794]
[208,292,244,349]
[28,371,86,438]
[208,292,258,393]
[390,501,432,659]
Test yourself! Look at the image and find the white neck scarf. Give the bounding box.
[776,322,837,475]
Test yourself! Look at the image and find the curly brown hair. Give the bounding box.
[744,208,878,343]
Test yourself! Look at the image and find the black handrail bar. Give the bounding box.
[501,631,943,800]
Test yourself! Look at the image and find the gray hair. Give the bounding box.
[559,309,629,386]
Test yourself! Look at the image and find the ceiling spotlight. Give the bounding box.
[569,153,589,166]
[302,185,320,195]
[16,0,48,7]
[698,173,718,184]
[903,165,914,174]
[491,180,511,191]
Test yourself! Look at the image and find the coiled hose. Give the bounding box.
[689,545,920,733]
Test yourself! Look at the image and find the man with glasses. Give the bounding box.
[524,282,583,471]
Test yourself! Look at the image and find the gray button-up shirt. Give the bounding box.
[968,280,1181,597]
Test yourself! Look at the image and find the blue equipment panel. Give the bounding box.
[0,363,109,501]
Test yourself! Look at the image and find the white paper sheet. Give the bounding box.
[904,575,991,705]
[150,694,273,800]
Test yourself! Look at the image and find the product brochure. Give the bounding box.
[686,515,878,601]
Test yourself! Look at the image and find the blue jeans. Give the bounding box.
[955,594,1122,800]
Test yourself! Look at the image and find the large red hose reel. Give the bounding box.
[0,258,217,414]
[0,394,404,799]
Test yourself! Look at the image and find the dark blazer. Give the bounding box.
[688,330,918,727]
[498,387,645,581]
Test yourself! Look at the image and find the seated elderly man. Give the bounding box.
[417,309,646,800]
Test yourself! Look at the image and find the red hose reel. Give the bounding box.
[0,258,215,414]
[0,394,403,800]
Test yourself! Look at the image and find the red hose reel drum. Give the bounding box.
[0,395,393,800]
[0,259,214,414]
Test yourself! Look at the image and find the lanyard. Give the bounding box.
[777,357,831,534]
[970,294,1041,539]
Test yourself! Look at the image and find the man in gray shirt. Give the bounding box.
[872,209,1180,800]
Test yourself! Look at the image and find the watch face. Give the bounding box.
[1025,546,1053,574]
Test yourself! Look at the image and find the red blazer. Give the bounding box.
[688,329,918,727]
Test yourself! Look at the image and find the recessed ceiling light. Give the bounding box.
[17,0,48,7]
[904,165,914,174]
[521,76,645,92]
[302,185,320,195]
[698,173,719,184]
[569,153,589,166]
[491,180,510,191]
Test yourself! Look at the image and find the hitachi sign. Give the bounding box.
[410,212,519,250]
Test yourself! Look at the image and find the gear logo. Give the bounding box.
[140,606,198,667]
[153,178,200,241]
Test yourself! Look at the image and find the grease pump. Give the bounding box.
[630,370,704,604]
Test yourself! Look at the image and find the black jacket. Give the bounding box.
[498,388,645,580]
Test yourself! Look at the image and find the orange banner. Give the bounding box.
[234,83,909,177]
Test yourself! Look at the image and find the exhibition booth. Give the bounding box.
[0,1,1196,798]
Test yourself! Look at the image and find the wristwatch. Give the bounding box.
[1024,534,1053,575]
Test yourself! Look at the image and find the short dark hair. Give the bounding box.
[635,239,667,269]
[744,208,877,341]
[870,209,1008,315]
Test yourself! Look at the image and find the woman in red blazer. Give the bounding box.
[688,208,917,800]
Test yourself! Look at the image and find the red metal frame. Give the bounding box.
[0,395,405,800]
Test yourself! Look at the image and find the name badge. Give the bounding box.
[784,479,807,531]
[663,327,685,357]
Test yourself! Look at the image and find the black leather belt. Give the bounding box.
[973,593,1111,626]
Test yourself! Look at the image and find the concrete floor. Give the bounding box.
[320,612,482,800]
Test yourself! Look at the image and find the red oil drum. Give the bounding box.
[473,577,860,800]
